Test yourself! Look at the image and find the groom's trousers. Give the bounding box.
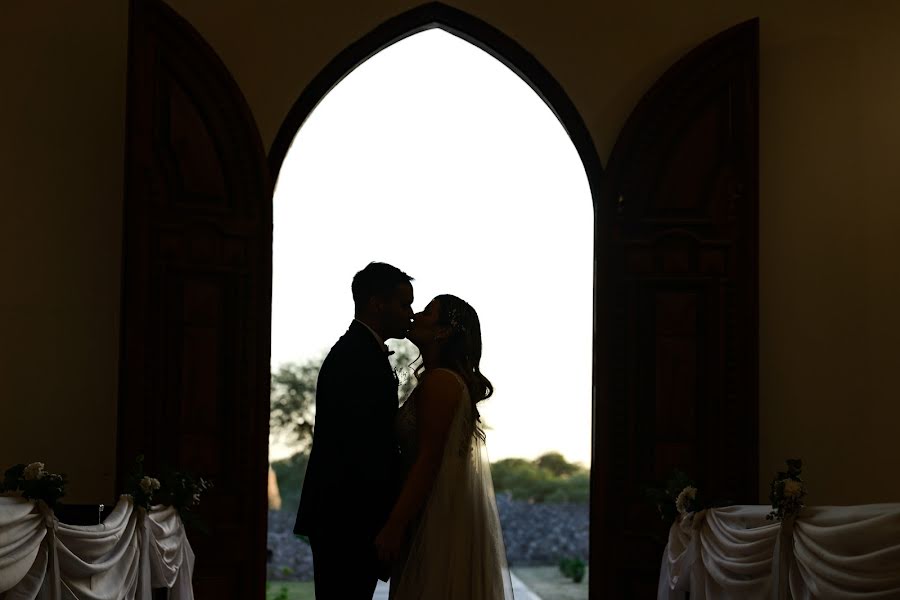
[309,534,380,599]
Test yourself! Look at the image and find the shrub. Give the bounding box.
[491,453,589,503]
[559,556,586,583]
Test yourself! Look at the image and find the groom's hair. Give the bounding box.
[352,262,413,307]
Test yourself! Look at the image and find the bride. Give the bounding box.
[375,294,514,599]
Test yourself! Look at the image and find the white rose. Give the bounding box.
[783,479,803,498]
[139,476,161,494]
[24,462,46,481]
[675,486,698,515]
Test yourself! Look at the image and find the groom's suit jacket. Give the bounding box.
[294,320,402,542]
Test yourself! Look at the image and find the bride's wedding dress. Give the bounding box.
[390,368,514,599]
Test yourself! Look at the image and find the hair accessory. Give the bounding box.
[448,308,465,333]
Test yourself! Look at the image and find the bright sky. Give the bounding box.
[270,29,593,466]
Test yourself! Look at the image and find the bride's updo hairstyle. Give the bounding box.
[423,294,493,441]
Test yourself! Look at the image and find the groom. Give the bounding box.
[294,262,414,598]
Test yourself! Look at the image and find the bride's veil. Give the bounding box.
[391,384,515,599]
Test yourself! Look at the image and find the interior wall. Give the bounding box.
[756,2,900,503]
[0,2,128,501]
[2,0,898,504]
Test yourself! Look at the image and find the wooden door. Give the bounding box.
[593,20,759,598]
[118,1,272,598]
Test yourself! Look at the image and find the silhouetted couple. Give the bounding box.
[294,262,512,599]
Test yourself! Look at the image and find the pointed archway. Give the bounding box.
[267,6,605,592]
[268,3,604,189]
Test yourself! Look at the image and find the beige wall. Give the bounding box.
[0,2,128,501]
[757,3,900,504]
[2,0,899,504]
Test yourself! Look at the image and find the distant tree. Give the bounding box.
[270,340,423,456]
[270,340,424,510]
[534,451,582,477]
[491,453,589,503]
[490,458,553,501]
[269,357,322,454]
[545,470,590,503]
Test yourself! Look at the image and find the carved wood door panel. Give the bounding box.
[593,20,759,598]
[119,1,271,597]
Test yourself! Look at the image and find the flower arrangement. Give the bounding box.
[0,456,212,520]
[644,469,734,523]
[123,455,160,510]
[645,470,701,522]
[155,468,214,513]
[766,458,806,521]
[124,455,213,513]
[0,462,67,507]
[675,485,698,516]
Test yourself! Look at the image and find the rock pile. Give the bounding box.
[266,494,589,581]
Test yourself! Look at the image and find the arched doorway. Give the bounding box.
[119,1,758,596]
[267,25,594,593]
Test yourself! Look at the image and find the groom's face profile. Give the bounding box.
[378,282,414,340]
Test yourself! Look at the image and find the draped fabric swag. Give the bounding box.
[0,495,194,600]
[658,504,900,599]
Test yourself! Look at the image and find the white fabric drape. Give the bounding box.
[790,504,900,599]
[658,506,777,600]
[658,503,900,599]
[0,497,47,599]
[146,506,194,600]
[0,496,194,600]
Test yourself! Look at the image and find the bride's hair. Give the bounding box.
[415,294,493,441]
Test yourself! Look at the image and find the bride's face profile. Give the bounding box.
[408,298,450,348]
